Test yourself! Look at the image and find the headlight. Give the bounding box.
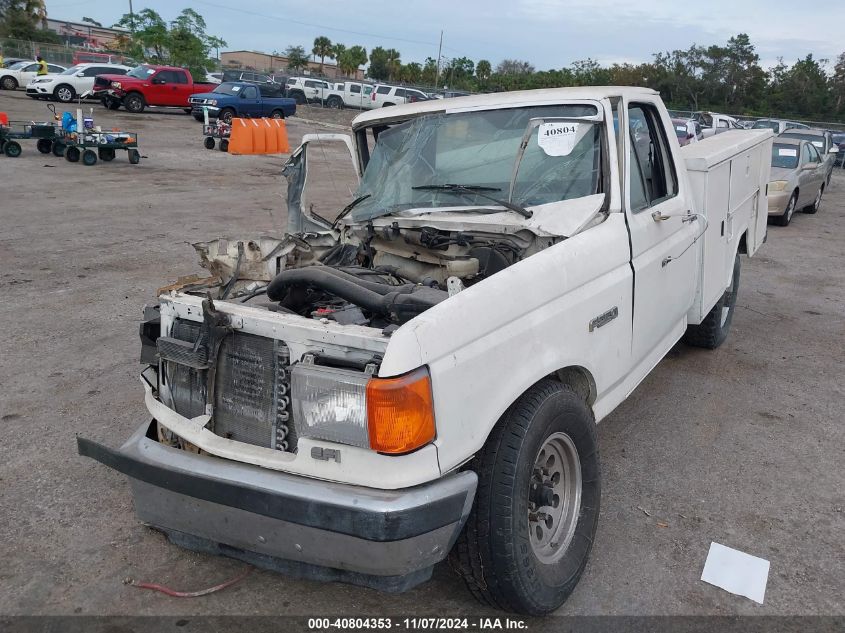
[111,81,122,89]
[292,361,435,454]
[34,78,52,84]
[769,180,788,192]
[209,99,217,106]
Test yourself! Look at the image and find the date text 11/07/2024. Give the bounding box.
[307,617,529,630]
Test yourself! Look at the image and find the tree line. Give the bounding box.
[303,33,845,122]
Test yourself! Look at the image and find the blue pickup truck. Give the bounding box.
[189,82,296,123]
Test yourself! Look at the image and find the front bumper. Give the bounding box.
[27,85,50,95]
[191,105,220,118]
[78,421,477,592]
[767,189,790,216]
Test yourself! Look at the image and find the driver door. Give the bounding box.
[624,99,701,372]
[283,134,360,233]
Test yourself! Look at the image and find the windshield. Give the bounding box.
[772,143,799,169]
[672,121,689,138]
[60,65,84,76]
[127,65,155,79]
[213,82,243,95]
[780,133,825,150]
[352,105,602,221]
[754,120,780,131]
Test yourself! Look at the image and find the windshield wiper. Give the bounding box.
[412,184,533,218]
[332,193,372,228]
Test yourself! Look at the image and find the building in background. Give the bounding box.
[221,50,364,80]
[45,18,128,51]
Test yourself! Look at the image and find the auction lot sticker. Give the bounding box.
[538,122,581,156]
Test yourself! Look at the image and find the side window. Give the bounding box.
[156,71,174,83]
[717,119,729,128]
[394,88,407,98]
[83,66,103,77]
[377,86,390,95]
[48,65,64,73]
[807,144,821,163]
[242,85,258,99]
[627,103,678,211]
[175,71,188,84]
[24,64,38,72]
[350,84,360,94]
[113,68,129,76]
[304,80,316,88]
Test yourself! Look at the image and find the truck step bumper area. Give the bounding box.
[78,422,477,592]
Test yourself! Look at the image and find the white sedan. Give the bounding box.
[0,60,66,91]
[26,63,132,103]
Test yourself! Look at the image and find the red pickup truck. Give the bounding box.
[93,65,216,113]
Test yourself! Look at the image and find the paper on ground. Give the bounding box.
[701,542,770,604]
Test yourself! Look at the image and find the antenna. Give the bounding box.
[435,30,443,88]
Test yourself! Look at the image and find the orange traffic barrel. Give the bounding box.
[264,119,279,153]
[227,118,252,154]
[251,119,266,154]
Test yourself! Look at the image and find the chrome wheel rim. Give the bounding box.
[57,87,71,101]
[814,189,822,211]
[785,196,795,221]
[528,432,582,563]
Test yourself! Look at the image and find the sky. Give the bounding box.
[44,0,844,71]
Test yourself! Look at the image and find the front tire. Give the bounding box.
[219,108,235,124]
[54,84,75,103]
[65,146,81,162]
[123,93,145,113]
[270,109,285,119]
[37,139,53,154]
[4,140,22,157]
[52,141,66,157]
[803,184,823,214]
[774,191,797,226]
[449,380,600,615]
[204,136,215,150]
[82,149,97,166]
[683,253,740,349]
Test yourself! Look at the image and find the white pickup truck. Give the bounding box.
[79,87,772,615]
[322,81,375,110]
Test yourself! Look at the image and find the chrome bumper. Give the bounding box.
[77,422,477,592]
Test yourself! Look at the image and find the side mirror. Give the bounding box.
[801,163,817,171]
[829,147,839,154]
[76,72,85,77]
[152,77,164,85]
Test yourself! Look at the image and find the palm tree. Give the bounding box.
[312,36,333,73]
[385,48,401,81]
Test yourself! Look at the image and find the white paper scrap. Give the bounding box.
[778,148,797,157]
[701,542,770,604]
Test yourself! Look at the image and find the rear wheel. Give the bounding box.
[4,140,22,157]
[326,96,343,109]
[683,253,740,349]
[37,139,53,154]
[204,136,215,150]
[449,380,600,615]
[1,76,18,90]
[98,147,115,161]
[803,185,823,214]
[54,84,75,103]
[123,93,145,113]
[128,149,141,164]
[65,146,81,162]
[82,149,97,166]
[52,141,66,157]
[219,139,229,152]
[291,91,306,105]
[270,109,285,119]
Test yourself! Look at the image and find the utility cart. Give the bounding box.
[0,120,63,158]
[203,120,231,152]
[63,129,141,166]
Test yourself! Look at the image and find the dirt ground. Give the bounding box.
[0,90,843,618]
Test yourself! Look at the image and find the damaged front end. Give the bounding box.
[79,106,607,589]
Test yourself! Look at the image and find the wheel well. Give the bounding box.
[738,231,747,254]
[551,366,597,405]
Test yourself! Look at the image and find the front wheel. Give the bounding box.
[65,146,81,162]
[803,185,823,215]
[82,149,97,166]
[204,136,215,150]
[774,191,797,226]
[98,147,115,161]
[218,108,235,124]
[123,93,145,113]
[450,380,600,615]
[219,139,229,152]
[37,139,53,154]
[683,253,740,349]
[52,141,66,157]
[4,140,22,157]
[128,149,141,164]
[54,84,75,103]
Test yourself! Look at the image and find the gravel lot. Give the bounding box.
[0,89,843,618]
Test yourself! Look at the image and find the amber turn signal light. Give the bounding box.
[366,367,436,454]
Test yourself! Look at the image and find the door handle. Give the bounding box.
[661,215,709,267]
[652,210,698,223]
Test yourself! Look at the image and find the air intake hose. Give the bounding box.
[266,266,449,324]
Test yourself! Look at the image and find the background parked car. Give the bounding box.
[779,129,838,184]
[370,84,430,107]
[753,118,810,134]
[286,77,332,104]
[1,60,66,90]
[768,138,826,226]
[26,63,132,103]
[431,89,471,99]
[671,117,703,146]
[206,72,223,85]
[1,57,30,68]
[832,133,845,167]
[693,111,743,137]
[222,69,275,85]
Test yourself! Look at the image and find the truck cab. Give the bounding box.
[80,87,772,616]
[93,65,216,113]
